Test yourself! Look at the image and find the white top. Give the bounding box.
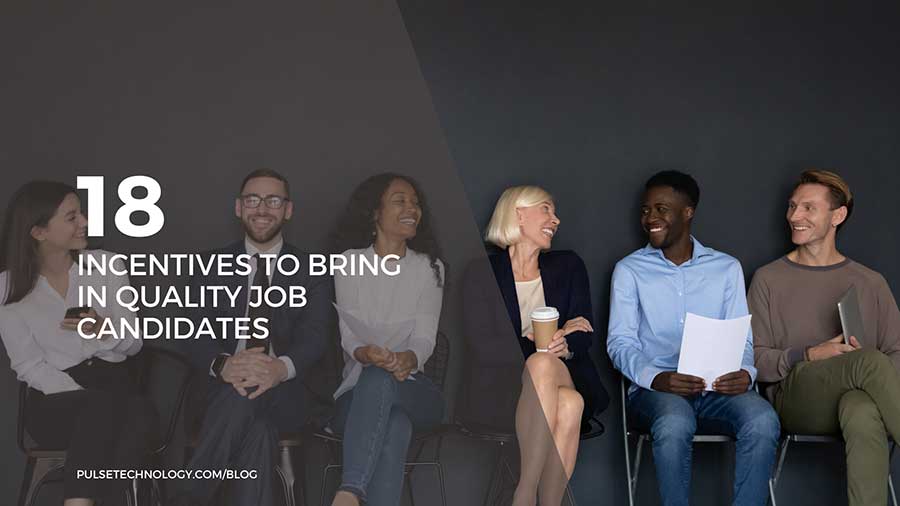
[515,276,546,337]
[333,246,444,399]
[0,250,142,394]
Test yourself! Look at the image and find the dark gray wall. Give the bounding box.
[398,1,900,505]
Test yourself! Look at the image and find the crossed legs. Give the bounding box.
[513,352,583,506]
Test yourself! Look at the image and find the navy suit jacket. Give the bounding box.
[460,248,609,429]
[184,241,335,391]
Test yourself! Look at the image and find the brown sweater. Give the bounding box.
[749,256,900,388]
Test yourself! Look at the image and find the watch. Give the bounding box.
[212,354,230,378]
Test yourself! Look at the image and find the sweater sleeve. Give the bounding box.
[749,271,805,383]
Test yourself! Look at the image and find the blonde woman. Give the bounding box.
[462,185,608,506]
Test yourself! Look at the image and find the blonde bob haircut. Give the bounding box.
[484,185,554,248]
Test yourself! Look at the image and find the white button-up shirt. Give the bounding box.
[0,250,142,394]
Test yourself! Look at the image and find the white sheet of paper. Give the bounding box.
[333,302,378,344]
[676,313,751,391]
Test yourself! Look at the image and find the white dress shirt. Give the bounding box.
[333,246,444,399]
[209,236,296,380]
[0,250,142,394]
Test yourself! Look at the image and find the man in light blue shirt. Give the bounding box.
[607,171,779,506]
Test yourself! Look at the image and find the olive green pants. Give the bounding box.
[775,348,900,506]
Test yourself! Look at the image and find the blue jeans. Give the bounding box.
[627,389,780,506]
[333,366,444,506]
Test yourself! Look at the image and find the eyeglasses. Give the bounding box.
[239,194,290,209]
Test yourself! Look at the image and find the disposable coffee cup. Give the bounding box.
[531,306,560,352]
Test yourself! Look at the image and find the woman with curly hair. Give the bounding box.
[329,173,445,506]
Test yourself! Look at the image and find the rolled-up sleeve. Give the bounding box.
[607,262,661,390]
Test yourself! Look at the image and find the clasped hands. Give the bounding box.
[354,345,418,381]
[220,348,288,399]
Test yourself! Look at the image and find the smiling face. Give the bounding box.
[787,183,846,247]
[31,193,88,253]
[374,178,421,243]
[640,186,693,250]
[235,176,293,246]
[516,200,560,250]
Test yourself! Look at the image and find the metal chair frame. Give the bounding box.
[314,331,452,506]
[16,346,192,506]
[768,434,897,506]
[620,376,735,506]
[456,422,579,506]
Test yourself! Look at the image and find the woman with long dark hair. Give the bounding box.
[0,181,155,506]
[328,173,445,506]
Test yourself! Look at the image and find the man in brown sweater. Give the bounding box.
[749,169,900,506]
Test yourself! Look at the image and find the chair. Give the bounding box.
[17,346,192,506]
[620,376,734,506]
[182,409,309,506]
[768,434,897,506]
[314,331,452,506]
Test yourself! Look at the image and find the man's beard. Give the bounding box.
[243,217,284,244]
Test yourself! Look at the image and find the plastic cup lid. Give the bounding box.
[530,306,559,321]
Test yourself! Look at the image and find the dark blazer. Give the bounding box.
[184,241,336,397]
[460,248,609,429]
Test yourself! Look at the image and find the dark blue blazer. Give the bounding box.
[184,241,335,389]
[460,248,609,429]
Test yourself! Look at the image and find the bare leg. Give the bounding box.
[512,353,581,506]
[63,499,93,506]
[538,387,582,506]
[331,490,360,506]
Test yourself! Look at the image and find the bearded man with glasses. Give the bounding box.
[170,168,335,506]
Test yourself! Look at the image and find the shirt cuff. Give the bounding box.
[786,347,806,368]
[209,354,230,378]
[637,365,667,391]
[278,356,296,380]
[742,365,758,388]
[406,341,433,374]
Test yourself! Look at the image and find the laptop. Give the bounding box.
[837,285,866,347]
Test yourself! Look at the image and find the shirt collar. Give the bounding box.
[244,236,283,257]
[640,235,713,264]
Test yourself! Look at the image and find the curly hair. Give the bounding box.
[331,173,445,286]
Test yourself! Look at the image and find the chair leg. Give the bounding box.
[889,477,897,506]
[320,465,342,506]
[481,443,504,506]
[150,478,163,506]
[768,437,790,506]
[126,477,138,506]
[17,456,36,506]
[632,436,645,503]
[435,463,448,506]
[500,449,517,506]
[564,481,576,506]
[279,446,297,506]
[23,457,65,506]
[890,441,898,506]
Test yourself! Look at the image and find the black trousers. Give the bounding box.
[25,357,158,504]
[175,375,310,506]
